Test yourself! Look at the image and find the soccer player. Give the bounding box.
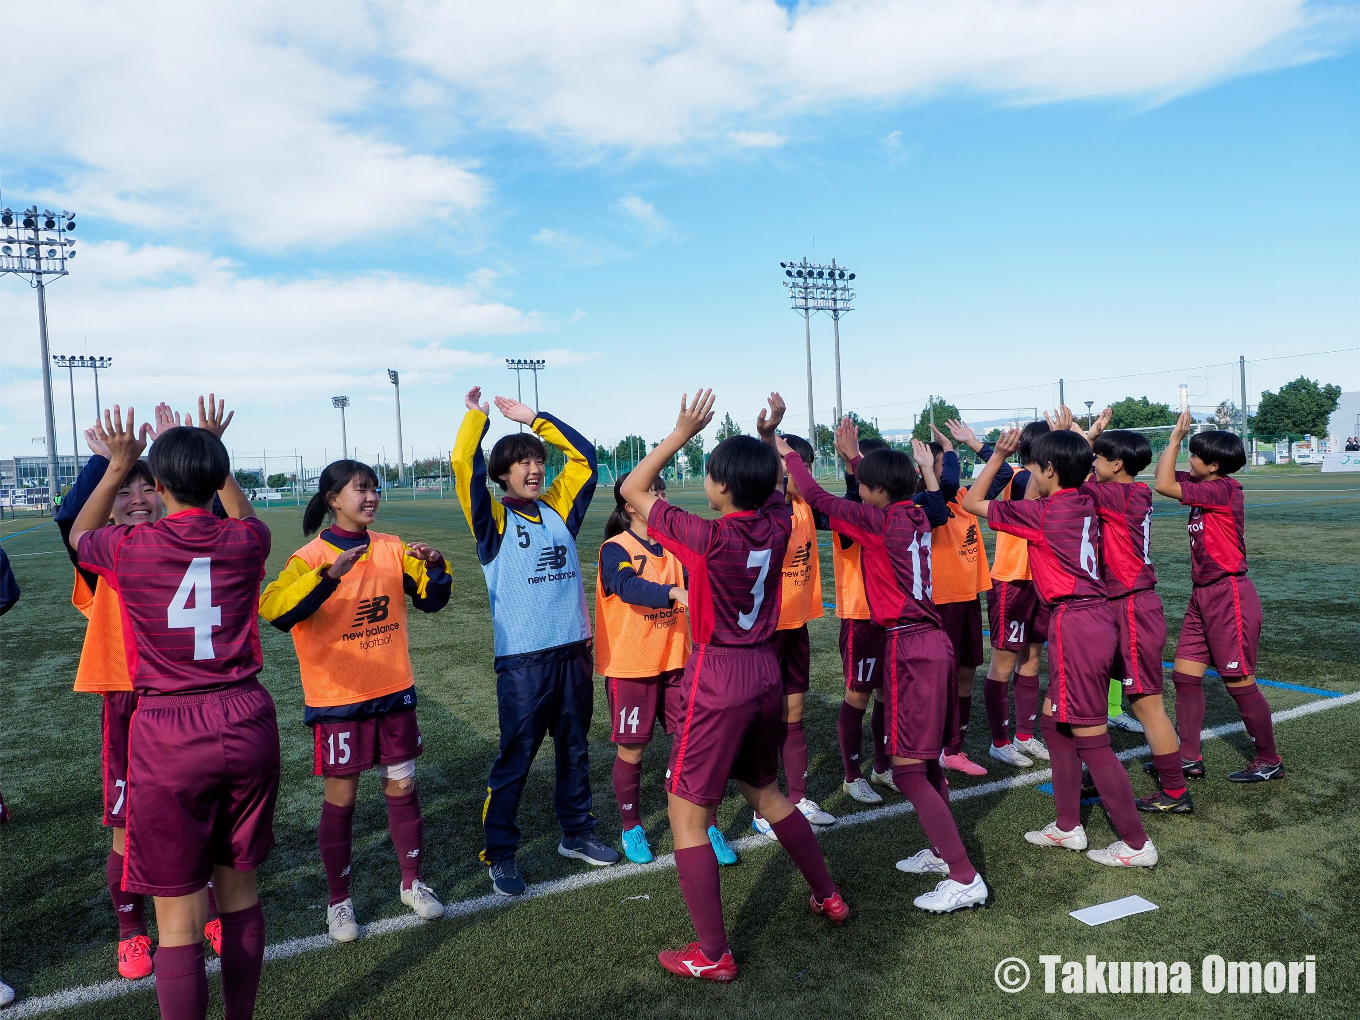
[260,459,450,942]
[832,436,894,805]
[753,432,835,837]
[965,428,1156,868]
[72,399,279,1020]
[453,386,617,897]
[786,416,988,911]
[1154,410,1281,783]
[622,390,848,982]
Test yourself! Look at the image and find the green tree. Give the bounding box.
[715,413,743,442]
[683,436,705,477]
[911,398,961,442]
[267,472,293,489]
[1107,396,1176,430]
[1251,377,1342,438]
[233,469,261,488]
[813,423,835,460]
[984,427,1002,444]
[613,435,648,466]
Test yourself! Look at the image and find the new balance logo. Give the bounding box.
[536,545,569,572]
[621,803,634,811]
[1227,661,1240,670]
[406,850,420,858]
[790,541,812,568]
[351,595,390,626]
[117,903,134,913]
[961,524,978,547]
[341,866,351,877]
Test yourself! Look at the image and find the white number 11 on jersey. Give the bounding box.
[168,557,222,660]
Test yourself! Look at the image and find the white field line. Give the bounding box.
[9,689,1358,1018]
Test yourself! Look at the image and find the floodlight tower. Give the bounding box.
[780,258,856,456]
[388,370,405,486]
[332,396,350,459]
[2,205,77,498]
[506,358,545,432]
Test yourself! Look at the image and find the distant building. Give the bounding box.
[0,454,86,492]
[1327,391,1359,446]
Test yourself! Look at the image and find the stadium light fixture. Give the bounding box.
[506,358,545,433]
[2,204,78,499]
[52,354,112,467]
[387,369,405,487]
[780,257,857,462]
[332,395,350,459]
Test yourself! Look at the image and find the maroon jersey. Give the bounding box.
[1175,471,1246,585]
[1079,479,1156,598]
[648,491,791,646]
[785,453,944,629]
[987,489,1106,604]
[78,509,272,695]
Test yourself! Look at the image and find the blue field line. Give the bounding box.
[1159,661,1339,699]
[0,521,54,542]
[1034,782,1101,805]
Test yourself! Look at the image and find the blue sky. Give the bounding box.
[2,0,1357,469]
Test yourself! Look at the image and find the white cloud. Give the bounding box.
[728,130,788,148]
[616,196,673,239]
[531,228,611,266]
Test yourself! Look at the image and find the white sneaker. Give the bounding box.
[913,874,988,913]
[1110,712,1144,733]
[1013,735,1049,761]
[870,769,900,794]
[326,898,360,942]
[1024,821,1088,851]
[796,797,836,825]
[1087,839,1158,868]
[988,742,1034,767]
[843,777,883,804]
[400,879,445,920]
[0,978,13,1007]
[751,814,778,841]
[895,849,949,875]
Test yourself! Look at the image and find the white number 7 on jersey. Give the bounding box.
[737,548,772,631]
[168,557,222,660]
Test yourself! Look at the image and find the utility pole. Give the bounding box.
[1059,378,1065,407]
[1240,354,1250,467]
[388,369,405,487]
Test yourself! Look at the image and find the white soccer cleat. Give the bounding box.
[895,849,949,875]
[400,879,445,920]
[796,797,836,825]
[0,977,13,1007]
[327,898,360,942]
[988,742,1034,767]
[1110,712,1145,733]
[751,814,778,841]
[913,874,988,913]
[870,769,900,794]
[1012,736,1049,761]
[843,777,883,804]
[1087,839,1158,868]
[1024,821,1088,851]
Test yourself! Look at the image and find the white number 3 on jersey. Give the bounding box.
[168,557,222,660]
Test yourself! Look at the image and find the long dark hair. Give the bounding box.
[303,460,381,535]
[605,471,663,539]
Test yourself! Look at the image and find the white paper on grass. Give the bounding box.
[1069,895,1159,926]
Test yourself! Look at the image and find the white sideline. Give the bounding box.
[9,689,1358,1018]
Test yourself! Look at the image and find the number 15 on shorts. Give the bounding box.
[326,731,352,766]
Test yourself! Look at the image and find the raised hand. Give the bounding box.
[910,438,935,473]
[993,428,1022,459]
[945,418,978,449]
[493,395,536,425]
[774,434,795,459]
[197,394,234,438]
[101,405,149,469]
[1170,407,1194,441]
[675,389,716,441]
[1044,406,1074,433]
[834,416,860,462]
[465,386,490,415]
[755,392,786,440]
[85,425,110,458]
[325,545,365,581]
[1090,406,1112,438]
[145,402,180,442]
[405,541,444,566]
[929,422,953,453]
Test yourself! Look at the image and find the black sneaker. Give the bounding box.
[559,833,619,867]
[1142,757,1206,780]
[1227,759,1285,783]
[1079,770,1098,798]
[1136,790,1194,813]
[488,858,527,896]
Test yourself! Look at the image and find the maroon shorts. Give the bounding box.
[882,625,957,760]
[987,580,1048,650]
[123,681,281,896]
[772,624,811,694]
[1111,589,1168,696]
[101,690,139,827]
[1174,575,1261,678]
[666,645,782,807]
[937,597,985,669]
[311,709,423,777]
[1046,599,1117,727]
[841,618,886,691]
[606,670,683,745]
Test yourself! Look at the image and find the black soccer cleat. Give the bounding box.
[1135,790,1194,814]
[1079,770,1098,799]
[1142,757,1206,780]
[1227,759,1285,783]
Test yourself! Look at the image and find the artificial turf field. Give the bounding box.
[1,467,1357,1018]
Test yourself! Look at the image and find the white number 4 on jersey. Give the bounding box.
[168,557,222,660]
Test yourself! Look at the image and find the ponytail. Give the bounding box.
[303,460,381,535]
[604,473,633,539]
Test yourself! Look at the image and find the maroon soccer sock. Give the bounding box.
[385,791,425,889]
[837,701,867,782]
[983,679,1011,745]
[782,721,809,804]
[946,693,973,754]
[925,757,950,802]
[1228,684,1279,763]
[318,800,355,905]
[107,849,146,938]
[612,757,643,828]
[1041,714,1083,832]
[1151,751,1187,794]
[768,810,836,901]
[1013,674,1040,741]
[218,902,265,1020]
[891,764,977,884]
[1073,733,1148,850]
[153,943,208,1020]
[675,844,727,960]
[1172,672,1206,760]
[870,700,890,774]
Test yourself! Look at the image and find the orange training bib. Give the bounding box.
[594,531,690,678]
[72,571,133,693]
[989,476,1032,582]
[777,498,824,629]
[931,486,993,604]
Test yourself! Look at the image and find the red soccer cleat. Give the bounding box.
[657,942,738,982]
[118,934,153,980]
[204,917,222,956]
[810,889,850,924]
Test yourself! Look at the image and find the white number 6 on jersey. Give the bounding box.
[737,548,773,631]
[168,557,222,660]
